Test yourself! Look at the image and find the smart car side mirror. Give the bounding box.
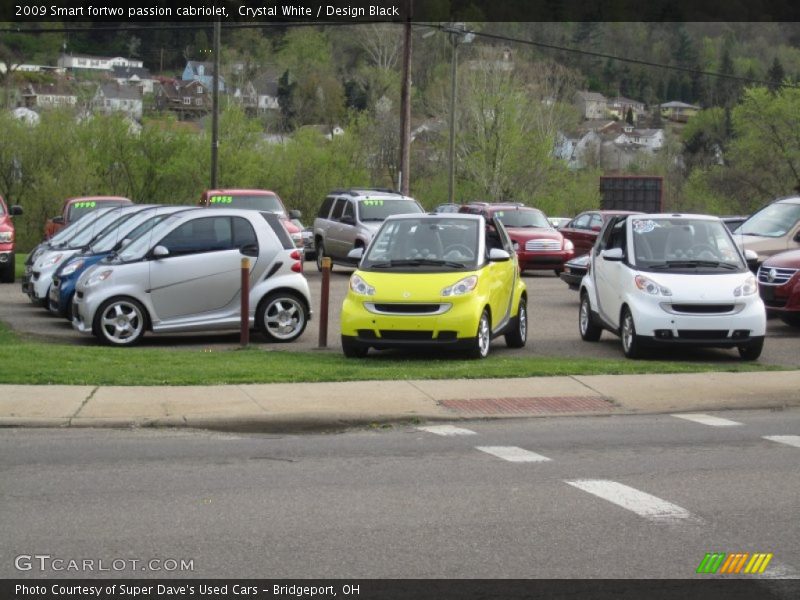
[488,248,511,262]
[744,249,759,270]
[9,205,23,216]
[151,245,170,258]
[601,248,624,261]
[347,247,364,260]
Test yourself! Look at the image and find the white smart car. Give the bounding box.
[579,214,766,360]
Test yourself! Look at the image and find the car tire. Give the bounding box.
[342,337,368,358]
[468,310,492,359]
[505,299,527,348]
[315,241,332,273]
[779,313,800,328]
[257,291,309,343]
[0,253,14,283]
[620,306,644,359]
[579,293,602,342]
[738,338,764,361]
[553,269,562,276]
[93,297,147,346]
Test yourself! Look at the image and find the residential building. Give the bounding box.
[93,83,143,120]
[574,91,607,120]
[234,73,279,113]
[21,82,78,109]
[111,65,155,94]
[182,61,225,92]
[660,101,700,122]
[0,62,65,75]
[58,54,143,71]
[606,96,646,121]
[554,130,602,170]
[613,125,664,151]
[154,80,211,118]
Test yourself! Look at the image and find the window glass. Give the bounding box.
[357,198,423,221]
[330,199,347,221]
[492,208,550,228]
[738,202,800,238]
[232,216,257,247]
[342,201,355,220]
[318,197,334,219]
[589,214,603,230]
[571,214,591,230]
[158,217,233,256]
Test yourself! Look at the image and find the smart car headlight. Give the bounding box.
[441,275,478,297]
[634,274,672,296]
[350,273,375,296]
[734,274,758,297]
[84,269,113,288]
[60,259,84,277]
[39,253,64,268]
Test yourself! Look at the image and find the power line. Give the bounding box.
[419,23,798,89]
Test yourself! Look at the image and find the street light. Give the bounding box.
[445,23,474,205]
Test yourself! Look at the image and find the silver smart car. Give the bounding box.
[72,208,312,346]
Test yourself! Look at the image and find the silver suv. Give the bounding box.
[72,209,311,346]
[313,188,424,271]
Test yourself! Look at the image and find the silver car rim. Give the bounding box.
[478,313,490,357]
[100,301,144,345]
[580,298,590,335]
[519,304,528,341]
[622,313,634,352]
[265,297,306,340]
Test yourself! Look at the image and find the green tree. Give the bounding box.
[767,57,786,93]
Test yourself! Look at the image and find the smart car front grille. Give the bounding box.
[669,304,736,314]
[525,240,562,252]
[758,266,798,286]
[365,303,451,315]
[379,330,434,341]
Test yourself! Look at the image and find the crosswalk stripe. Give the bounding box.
[671,413,742,427]
[763,435,800,449]
[416,425,477,436]
[475,446,551,463]
[565,479,694,523]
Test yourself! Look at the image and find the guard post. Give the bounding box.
[318,256,331,347]
[240,257,250,348]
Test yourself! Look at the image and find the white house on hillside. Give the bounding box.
[58,54,143,71]
[613,126,664,151]
[92,83,143,120]
[574,91,607,120]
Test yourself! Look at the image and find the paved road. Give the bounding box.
[2,410,799,579]
[1,269,798,365]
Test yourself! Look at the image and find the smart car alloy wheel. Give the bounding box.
[505,300,527,348]
[258,292,308,342]
[470,310,491,359]
[94,297,146,346]
[620,307,642,359]
[579,293,602,341]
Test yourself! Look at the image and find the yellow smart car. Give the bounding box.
[341,213,527,358]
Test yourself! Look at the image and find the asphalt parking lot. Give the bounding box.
[1,266,799,366]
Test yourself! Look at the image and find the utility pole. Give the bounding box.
[446,23,473,205]
[398,0,413,195]
[210,18,221,189]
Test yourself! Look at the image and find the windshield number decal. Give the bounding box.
[73,201,97,209]
[362,200,384,207]
[633,219,657,233]
[210,196,233,204]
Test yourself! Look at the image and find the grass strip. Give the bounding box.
[0,322,787,386]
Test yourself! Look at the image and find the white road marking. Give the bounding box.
[671,413,742,427]
[416,425,477,436]
[475,446,551,463]
[763,435,800,449]
[565,479,695,523]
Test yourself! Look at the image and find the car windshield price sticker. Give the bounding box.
[210,196,234,204]
[633,219,657,233]
[362,200,384,206]
[74,201,97,209]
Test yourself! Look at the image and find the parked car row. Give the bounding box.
[22,203,312,346]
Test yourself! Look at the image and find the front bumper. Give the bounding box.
[628,295,767,347]
[49,275,76,318]
[340,294,483,348]
[517,249,573,270]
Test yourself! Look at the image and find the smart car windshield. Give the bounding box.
[738,201,800,238]
[362,217,479,271]
[494,208,550,228]
[117,213,185,262]
[357,199,423,221]
[65,209,133,249]
[632,217,746,272]
[91,210,173,253]
[207,193,284,214]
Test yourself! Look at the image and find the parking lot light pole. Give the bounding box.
[446,23,473,205]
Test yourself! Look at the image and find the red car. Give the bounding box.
[200,188,304,249]
[758,249,800,327]
[459,203,574,273]
[560,210,642,257]
[44,196,133,240]
[0,195,24,283]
